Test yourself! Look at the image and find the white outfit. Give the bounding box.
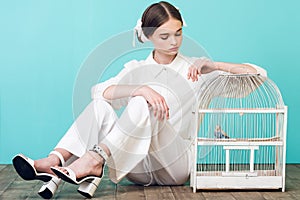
[56,52,266,185]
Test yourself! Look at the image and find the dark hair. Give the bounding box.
[139,1,183,42]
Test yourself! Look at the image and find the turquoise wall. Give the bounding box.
[1,0,299,163]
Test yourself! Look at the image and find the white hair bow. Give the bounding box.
[133,19,150,46]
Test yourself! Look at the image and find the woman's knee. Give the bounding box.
[91,99,117,123]
[126,96,150,124]
[92,99,115,113]
[128,96,148,108]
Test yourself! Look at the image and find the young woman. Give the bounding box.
[12,1,266,199]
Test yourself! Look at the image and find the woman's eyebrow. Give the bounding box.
[159,28,182,36]
[159,33,169,36]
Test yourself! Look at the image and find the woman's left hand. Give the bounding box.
[187,58,217,82]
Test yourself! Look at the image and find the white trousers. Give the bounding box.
[56,96,191,185]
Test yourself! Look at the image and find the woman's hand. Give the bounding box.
[187,58,217,82]
[186,58,258,80]
[133,86,169,121]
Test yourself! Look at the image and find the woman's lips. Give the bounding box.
[169,47,179,51]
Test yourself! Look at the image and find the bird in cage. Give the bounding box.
[214,125,230,139]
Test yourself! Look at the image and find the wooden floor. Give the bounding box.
[1,164,300,199]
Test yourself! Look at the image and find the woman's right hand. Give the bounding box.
[133,85,169,121]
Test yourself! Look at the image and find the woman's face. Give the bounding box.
[149,18,183,56]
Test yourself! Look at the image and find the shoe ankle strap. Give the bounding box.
[90,145,108,161]
[49,151,65,167]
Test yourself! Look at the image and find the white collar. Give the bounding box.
[145,51,185,73]
[143,51,190,80]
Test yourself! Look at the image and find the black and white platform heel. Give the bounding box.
[38,176,61,199]
[37,151,65,199]
[77,177,102,198]
[51,145,108,198]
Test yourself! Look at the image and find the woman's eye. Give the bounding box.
[161,36,168,40]
[175,32,182,36]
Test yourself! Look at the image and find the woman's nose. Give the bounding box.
[170,36,178,45]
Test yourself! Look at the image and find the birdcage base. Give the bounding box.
[196,169,277,176]
[221,171,257,177]
[193,175,284,191]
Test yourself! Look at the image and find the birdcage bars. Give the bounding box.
[191,74,287,192]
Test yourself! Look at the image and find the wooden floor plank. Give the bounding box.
[2,164,300,199]
[171,186,206,199]
[54,182,85,199]
[116,185,145,200]
[284,178,300,200]
[116,179,146,200]
[286,164,300,180]
[0,176,40,199]
[0,165,19,196]
[116,178,145,200]
[0,164,7,172]
[201,191,236,200]
[93,176,117,200]
[231,191,265,200]
[261,190,296,200]
[144,186,175,200]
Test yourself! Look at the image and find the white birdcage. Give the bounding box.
[190,73,288,192]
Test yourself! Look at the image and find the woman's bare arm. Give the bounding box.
[103,85,169,120]
[215,62,257,74]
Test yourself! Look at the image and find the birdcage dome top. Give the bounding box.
[198,74,284,110]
